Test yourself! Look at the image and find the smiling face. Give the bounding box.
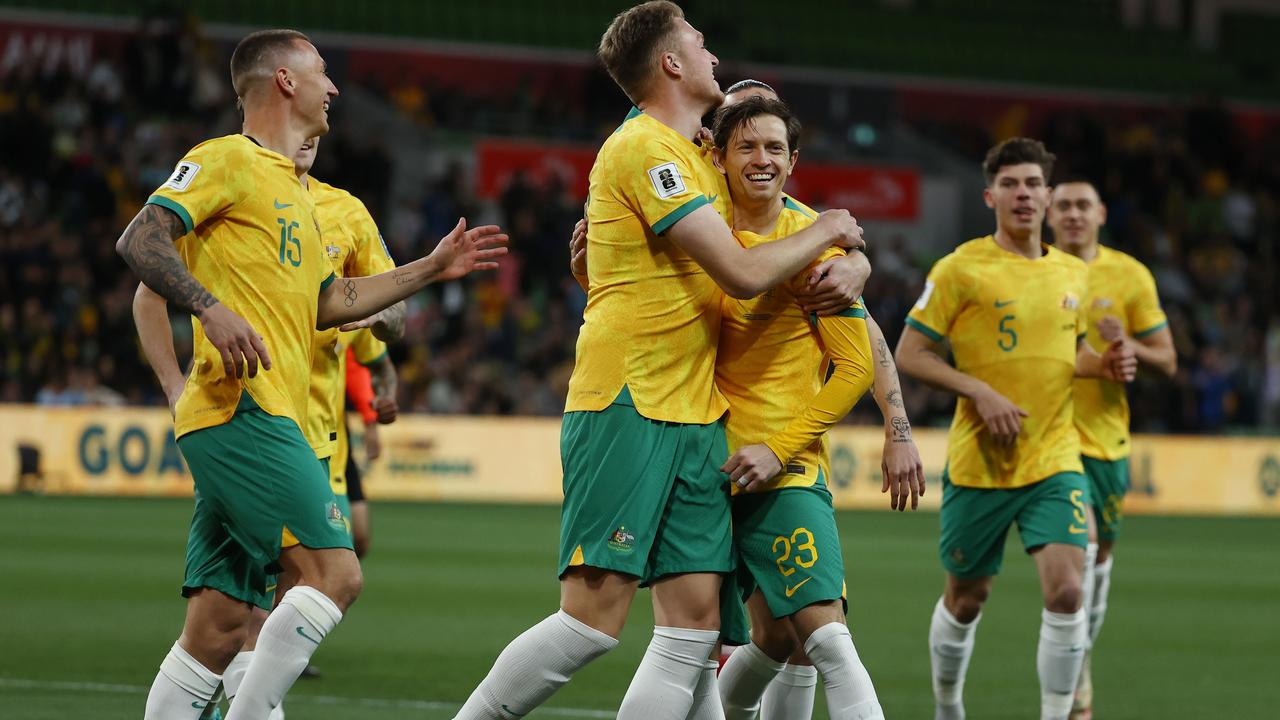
[1048,181,1107,253]
[713,113,797,210]
[984,162,1050,240]
[287,40,339,137]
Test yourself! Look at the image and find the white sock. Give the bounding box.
[1080,543,1098,649]
[225,586,342,720]
[803,622,883,719]
[686,659,725,720]
[143,642,222,720]
[761,664,817,720]
[1090,556,1113,646]
[719,642,785,719]
[1037,608,1087,720]
[929,597,978,719]
[454,609,618,719]
[616,626,720,720]
[222,650,253,702]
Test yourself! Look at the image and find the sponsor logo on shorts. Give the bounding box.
[607,525,636,554]
[784,577,813,598]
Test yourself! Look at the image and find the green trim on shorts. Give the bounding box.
[1082,455,1130,542]
[939,470,1090,579]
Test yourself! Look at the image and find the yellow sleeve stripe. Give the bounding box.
[1134,321,1168,339]
[319,272,336,292]
[146,195,194,235]
[905,317,943,341]
[652,194,709,235]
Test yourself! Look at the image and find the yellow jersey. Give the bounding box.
[566,108,733,424]
[907,236,1088,489]
[717,196,874,494]
[149,135,332,439]
[304,177,396,459]
[1074,245,1167,461]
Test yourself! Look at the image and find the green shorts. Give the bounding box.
[178,395,353,610]
[1082,455,1129,542]
[558,387,733,585]
[940,470,1090,579]
[732,478,846,620]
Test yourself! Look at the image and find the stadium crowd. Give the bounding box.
[1,20,1276,434]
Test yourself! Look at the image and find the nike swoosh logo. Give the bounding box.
[995,299,1015,308]
[295,625,322,644]
[785,577,813,598]
[274,199,293,209]
[707,194,719,205]
[1069,525,1088,534]
[501,704,528,717]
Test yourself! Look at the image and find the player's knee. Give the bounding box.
[947,584,989,623]
[1045,579,1083,613]
[750,622,797,662]
[1096,542,1114,563]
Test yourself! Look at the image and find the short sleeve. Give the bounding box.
[906,256,964,341]
[1129,264,1169,338]
[342,199,397,277]
[349,327,387,366]
[618,135,711,235]
[146,140,250,235]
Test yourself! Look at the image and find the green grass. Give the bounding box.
[1,497,1276,718]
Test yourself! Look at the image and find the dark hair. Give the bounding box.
[711,96,801,153]
[725,79,776,97]
[598,1,684,104]
[230,29,311,97]
[982,137,1056,186]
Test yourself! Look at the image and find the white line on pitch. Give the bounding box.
[0,677,616,718]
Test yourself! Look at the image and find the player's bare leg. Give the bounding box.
[789,601,883,719]
[617,572,723,719]
[349,500,371,559]
[453,566,627,719]
[144,589,250,719]
[1072,512,1100,719]
[225,546,361,719]
[1031,544,1087,720]
[721,591,794,718]
[930,574,993,720]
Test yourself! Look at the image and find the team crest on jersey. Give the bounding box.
[1092,297,1113,310]
[607,526,636,553]
[647,162,686,200]
[326,244,342,258]
[1061,293,1080,310]
[162,161,201,192]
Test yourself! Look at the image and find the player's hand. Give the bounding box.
[1097,315,1124,343]
[815,209,866,252]
[882,430,925,512]
[373,395,398,425]
[570,218,588,276]
[364,422,382,462]
[722,444,782,493]
[971,384,1028,446]
[1100,338,1138,383]
[798,252,871,315]
[428,218,509,282]
[198,303,271,379]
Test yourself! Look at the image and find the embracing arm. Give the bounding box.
[865,314,925,510]
[666,205,863,299]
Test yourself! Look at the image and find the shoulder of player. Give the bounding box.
[308,177,360,210]
[781,194,819,222]
[1046,244,1089,273]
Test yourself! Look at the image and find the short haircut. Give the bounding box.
[725,79,776,97]
[230,29,311,98]
[982,137,1056,186]
[711,96,802,154]
[1052,175,1102,198]
[598,1,684,104]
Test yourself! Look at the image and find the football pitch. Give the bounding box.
[1,496,1275,719]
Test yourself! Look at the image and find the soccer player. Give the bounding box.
[1047,180,1176,720]
[702,96,925,720]
[343,337,399,558]
[894,138,1137,720]
[117,29,506,720]
[452,4,864,719]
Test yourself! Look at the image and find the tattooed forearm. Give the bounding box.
[343,280,358,307]
[891,416,912,443]
[887,388,903,408]
[372,301,406,342]
[876,337,891,368]
[116,205,216,315]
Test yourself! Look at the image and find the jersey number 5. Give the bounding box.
[277,218,301,267]
[997,314,1018,352]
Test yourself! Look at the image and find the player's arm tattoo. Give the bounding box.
[886,388,904,409]
[876,337,892,368]
[116,205,216,315]
[890,416,912,443]
[343,279,358,307]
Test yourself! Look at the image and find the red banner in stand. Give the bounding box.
[476,139,920,221]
